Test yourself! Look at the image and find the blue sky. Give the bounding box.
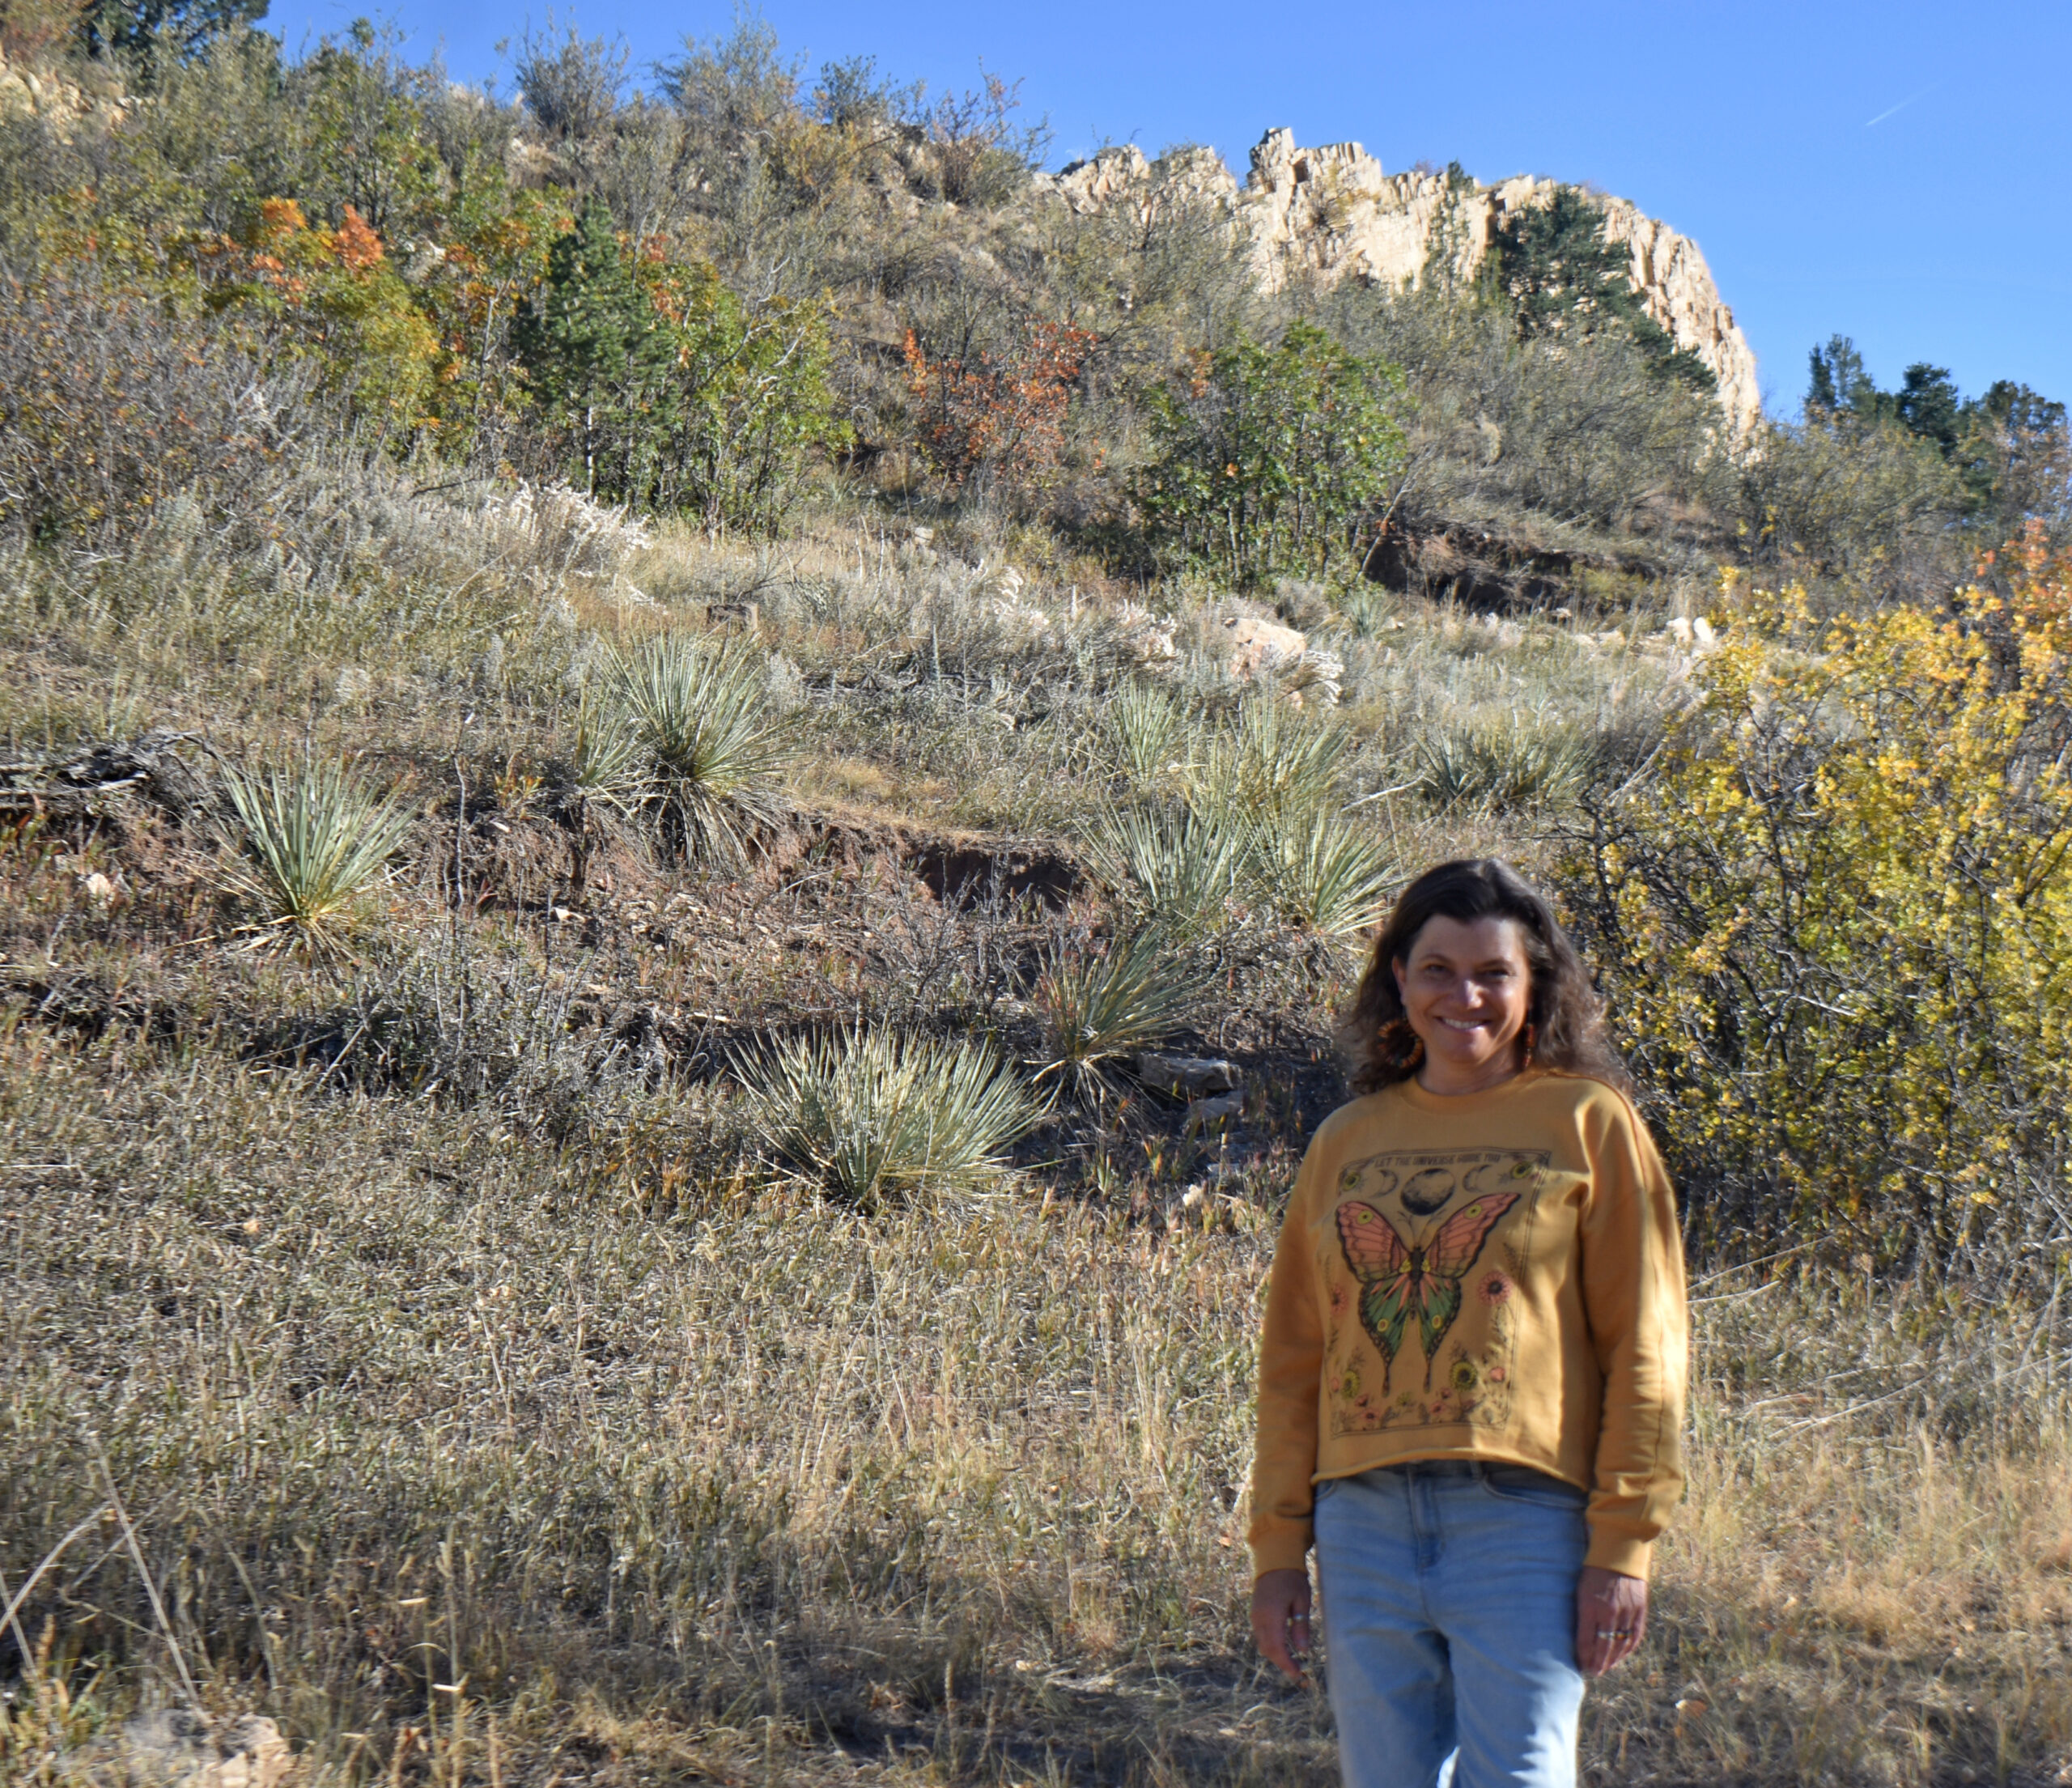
[265,0,2072,418]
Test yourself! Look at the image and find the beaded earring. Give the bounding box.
[1520,1021,1538,1071]
[1383,1014,1424,1071]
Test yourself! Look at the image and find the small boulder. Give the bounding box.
[1134,1050,1242,1098]
[119,1711,293,1788]
[1184,1090,1246,1132]
[1224,614,1342,704]
[1224,614,1309,682]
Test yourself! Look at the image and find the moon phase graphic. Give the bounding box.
[1400,1169,1455,1217]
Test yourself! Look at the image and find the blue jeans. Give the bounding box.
[1312,1461,1588,1788]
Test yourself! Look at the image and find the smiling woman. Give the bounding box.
[1247,858,1688,1788]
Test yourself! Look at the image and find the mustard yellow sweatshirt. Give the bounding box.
[1248,1069,1688,1581]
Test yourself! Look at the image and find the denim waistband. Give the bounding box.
[1373,1459,1485,1480]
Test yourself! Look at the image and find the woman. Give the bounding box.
[1249,858,1687,1788]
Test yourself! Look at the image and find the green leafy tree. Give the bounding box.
[283,23,446,240]
[83,0,265,62]
[1135,321,1404,588]
[641,261,846,533]
[1492,187,1716,393]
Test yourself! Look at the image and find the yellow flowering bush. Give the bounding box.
[1561,534,2072,1282]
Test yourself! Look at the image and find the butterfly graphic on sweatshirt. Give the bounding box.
[1335,1191,1520,1389]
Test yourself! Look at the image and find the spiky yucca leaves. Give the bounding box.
[607,634,793,862]
[219,758,414,959]
[1416,721,1594,813]
[1245,805,1396,938]
[1081,804,1244,941]
[1105,680,1186,783]
[561,694,646,894]
[740,1026,1045,1209]
[570,694,646,806]
[1192,696,1352,830]
[1034,927,1212,1099]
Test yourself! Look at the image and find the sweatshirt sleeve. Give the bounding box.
[1577,1092,1689,1579]
[1246,1140,1328,1578]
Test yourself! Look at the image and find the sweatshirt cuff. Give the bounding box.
[1584,1529,1654,1580]
[1247,1524,1314,1579]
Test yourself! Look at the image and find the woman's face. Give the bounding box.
[1392,915,1534,1088]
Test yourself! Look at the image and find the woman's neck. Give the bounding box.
[1414,1055,1526,1098]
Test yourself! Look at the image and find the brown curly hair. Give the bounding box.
[1340,857,1628,1095]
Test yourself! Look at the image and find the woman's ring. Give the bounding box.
[1595,1629,1633,1639]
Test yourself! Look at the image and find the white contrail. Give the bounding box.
[1864,87,1937,128]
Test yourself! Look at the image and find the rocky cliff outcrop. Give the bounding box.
[1042,130,1760,438]
[0,46,134,139]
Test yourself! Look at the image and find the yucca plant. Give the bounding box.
[1416,721,1593,813]
[739,1025,1045,1209]
[218,758,414,960]
[562,694,647,894]
[1244,805,1397,938]
[1081,803,1244,941]
[570,693,647,806]
[1034,927,1212,1099]
[606,634,794,862]
[1192,697,1352,830]
[1106,680,1186,784]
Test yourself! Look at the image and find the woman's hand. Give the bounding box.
[1250,1567,1313,1682]
[1574,1565,1648,1675]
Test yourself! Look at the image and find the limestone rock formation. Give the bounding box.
[106,1710,294,1788]
[1045,129,1761,438]
[0,45,134,140]
[1042,143,1240,217]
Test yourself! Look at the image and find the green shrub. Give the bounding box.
[1416,719,1593,813]
[1103,680,1186,783]
[568,691,644,804]
[1191,697,1352,830]
[1242,805,1395,938]
[1135,321,1404,588]
[739,1024,1043,1208]
[515,202,847,531]
[218,756,414,958]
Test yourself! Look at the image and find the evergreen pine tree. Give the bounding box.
[1491,187,1716,393]
[514,202,670,498]
[1805,336,1888,427]
[1895,363,1963,456]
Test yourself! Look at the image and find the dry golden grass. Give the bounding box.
[4,966,2070,1786]
[4,502,2070,1786]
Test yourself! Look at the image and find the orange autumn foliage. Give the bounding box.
[902,319,1094,496]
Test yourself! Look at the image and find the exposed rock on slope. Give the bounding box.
[1042,130,1760,438]
[0,45,134,138]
